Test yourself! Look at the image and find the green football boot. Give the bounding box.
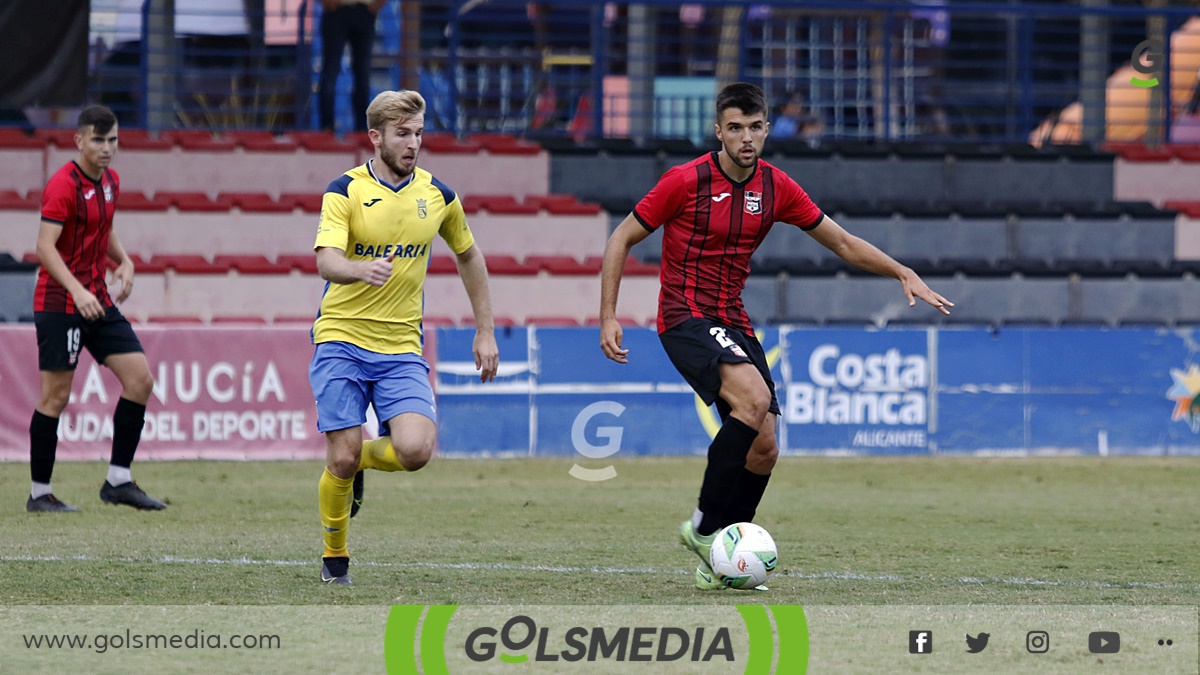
[679,519,717,563]
[695,561,727,590]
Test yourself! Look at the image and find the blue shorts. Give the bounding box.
[308,341,437,433]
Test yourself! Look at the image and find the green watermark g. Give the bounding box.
[384,604,808,674]
[1131,38,1164,88]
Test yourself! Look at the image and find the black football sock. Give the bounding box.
[696,416,758,535]
[109,398,146,470]
[721,468,772,527]
[30,411,59,485]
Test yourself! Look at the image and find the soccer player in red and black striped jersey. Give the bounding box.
[599,83,951,589]
[26,105,165,512]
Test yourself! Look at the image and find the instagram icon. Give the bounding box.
[1026,631,1050,653]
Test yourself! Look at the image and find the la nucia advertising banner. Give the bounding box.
[1,325,1199,459]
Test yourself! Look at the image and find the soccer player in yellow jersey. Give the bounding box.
[309,90,499,584]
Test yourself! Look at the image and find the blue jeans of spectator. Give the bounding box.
[319,3,375,131]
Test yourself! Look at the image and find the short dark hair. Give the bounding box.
[77,105,117,135]
[716,83,767,121]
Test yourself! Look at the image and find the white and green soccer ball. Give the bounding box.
[709,522,778,589]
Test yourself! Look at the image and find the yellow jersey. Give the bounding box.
[312,161,475,355]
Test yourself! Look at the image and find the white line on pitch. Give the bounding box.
[1,554,1194,591]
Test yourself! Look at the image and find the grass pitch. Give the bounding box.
[1,457,1197,673]
[1,456,1197,605]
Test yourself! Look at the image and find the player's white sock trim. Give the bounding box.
[30,482,52,499]
[107,465,132,486]
[692,508,704,529]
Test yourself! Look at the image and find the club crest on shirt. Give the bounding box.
[744,191,762,215]
[103,184,113,202]
[416,198,427,219]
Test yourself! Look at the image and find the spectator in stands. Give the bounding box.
[26,105,166,513]
[319,0,386,132]
[599,82,950,590]
[772,92,825,141]
[310,90,499,585]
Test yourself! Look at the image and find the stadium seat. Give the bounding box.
[0,252,36,272]
[33,128,76,148]
[421,315,458,327]
[223,130,299,152]
[222,192,294,213]
[525,315,581,326]
[584,315,646,327]
[479,195,540,215]
[583,255,658,275]
[118,191,170,211]
[466,134,542,156]
[525,255,600,275]
[0,190,39,209]
[1171,145,1200,162]
[289,131,358,153]
[427,255,458,274]
[279,192,324,212]
[460,195,484,214]
[161,130,237,151]
[147,315,205,324]
[212,255,290,274]
[0,128,44,149]
[210,315,269,324]
[128,254,167,273]
[467,315,516,328]
[522,194,577,210]
[272,314,317,324]
[422,133,484,154]
[276,255,318,274]
[485,254,538,275]
[150,254,225,274]
[117,129,173,150]
[1164,201,1200,218]
[1101,142,1173,162]
[156,191,232,212]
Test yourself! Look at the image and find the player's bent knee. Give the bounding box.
[397,445,433,471]
[329,453,360,478]
[38,386,71,415]
[747,442,779,473]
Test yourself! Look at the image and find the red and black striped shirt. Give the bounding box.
[633,152,823,334]
[34,161,120,313]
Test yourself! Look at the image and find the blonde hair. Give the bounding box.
[366,90,426,131]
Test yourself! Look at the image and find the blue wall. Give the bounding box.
[433,326,1200,457]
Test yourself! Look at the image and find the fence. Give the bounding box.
[63,1,1200,144]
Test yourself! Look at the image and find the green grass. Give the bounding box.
[2,457,1198,673]
[1,456,1198,606]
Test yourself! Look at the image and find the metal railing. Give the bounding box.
[71,1,1200,145]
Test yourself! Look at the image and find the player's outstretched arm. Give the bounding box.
[315,246,394,286]
[807,214,954,315]
[454,244,499,382]
[599,214,653,364]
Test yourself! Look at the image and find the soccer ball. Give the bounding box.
[709,522,778,589]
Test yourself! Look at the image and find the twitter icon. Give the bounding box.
[966,633,990,653]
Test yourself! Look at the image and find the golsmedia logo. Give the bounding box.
[384,604,807,674]
[1131,38,1164,88]
[464,615,732,663]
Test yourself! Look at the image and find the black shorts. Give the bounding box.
[35,306,143,371]
[659,317,780,418]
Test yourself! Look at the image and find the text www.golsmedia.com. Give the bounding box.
[24,629,280,653]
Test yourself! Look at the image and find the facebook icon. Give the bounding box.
[909,630,933,654]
